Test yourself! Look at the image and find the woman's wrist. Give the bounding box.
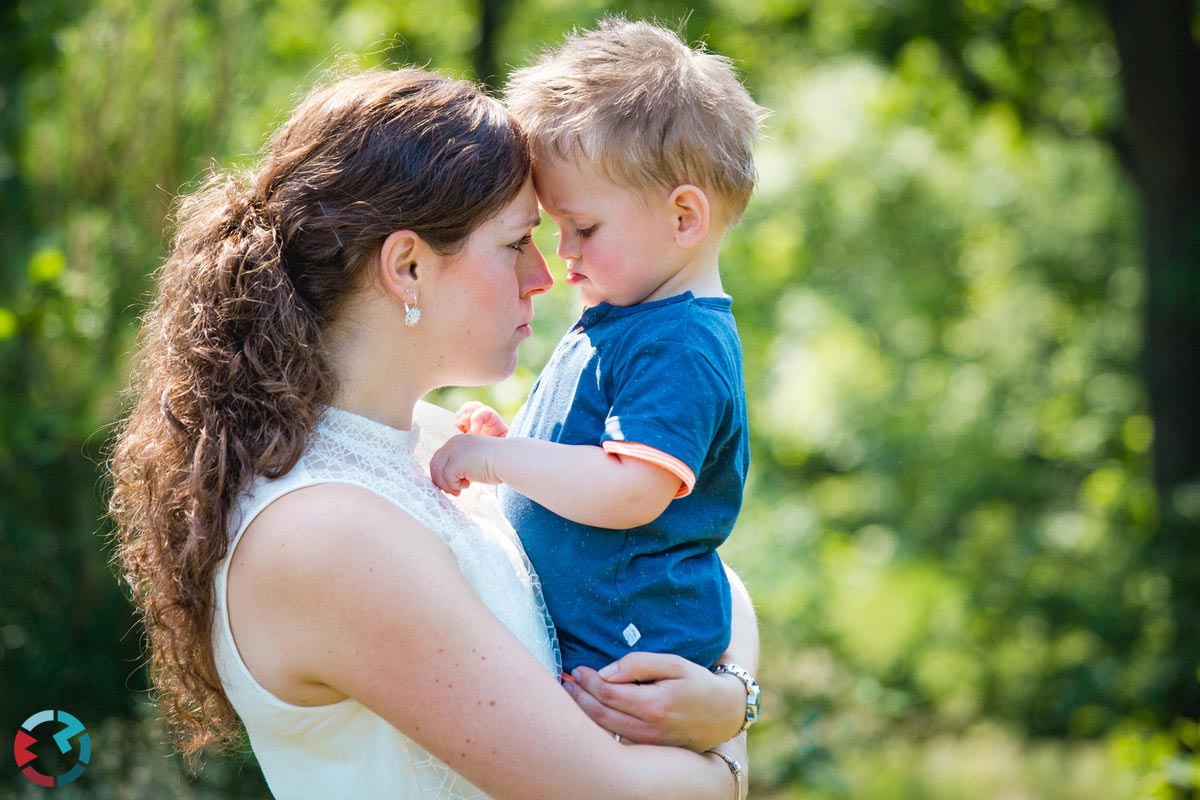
[704,746,746,800]
[711,663,761,733]
[710,666,754,742]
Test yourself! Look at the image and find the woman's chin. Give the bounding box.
[452,353,520,388]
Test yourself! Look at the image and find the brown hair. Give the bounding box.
[504,17,768,223]
[108,67,530,765]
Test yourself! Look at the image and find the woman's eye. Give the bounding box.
[509,234,533,253]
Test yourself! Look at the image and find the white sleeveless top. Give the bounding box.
[212,404,560,799]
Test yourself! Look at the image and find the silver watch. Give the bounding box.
[711,663,760,732]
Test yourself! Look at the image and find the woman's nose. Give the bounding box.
[519,243,553,297]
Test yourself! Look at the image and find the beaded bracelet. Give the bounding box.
[705,748,745,800]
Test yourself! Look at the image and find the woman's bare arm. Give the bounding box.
[228,484,741,800]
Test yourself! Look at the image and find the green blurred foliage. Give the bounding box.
[1,0,1197,797]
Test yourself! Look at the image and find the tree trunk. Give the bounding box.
[474,0,513,90]
[1102,0,1200,719]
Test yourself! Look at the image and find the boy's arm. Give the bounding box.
[429,434,682,529]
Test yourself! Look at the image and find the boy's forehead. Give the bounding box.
[533,150,600,181]
[533,154,642,214]
[531,158,585,214]
[531,154,583,198]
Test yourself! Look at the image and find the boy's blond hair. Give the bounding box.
[504,17,769,223]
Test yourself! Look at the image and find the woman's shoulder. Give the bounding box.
[225,481,469,707]
[231,479,467,643]
[239,482,445,570]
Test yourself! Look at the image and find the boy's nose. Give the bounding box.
[556,231,578,261]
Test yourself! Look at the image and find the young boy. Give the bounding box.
[430,18,768,676]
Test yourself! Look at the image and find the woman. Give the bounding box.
[108,68,756,798]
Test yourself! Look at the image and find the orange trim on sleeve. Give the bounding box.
[601,441,695,499]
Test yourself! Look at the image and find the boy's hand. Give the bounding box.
[454,402,509,437]
[430,434,503,495]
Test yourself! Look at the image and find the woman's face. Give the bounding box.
[423,179,552,386]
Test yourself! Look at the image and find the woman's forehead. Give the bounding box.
[498,180,541,230]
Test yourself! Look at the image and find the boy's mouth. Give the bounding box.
[565,271,585,285]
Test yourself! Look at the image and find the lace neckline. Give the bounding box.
[318,406,420,454]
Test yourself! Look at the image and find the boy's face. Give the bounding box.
[533,154,684,308]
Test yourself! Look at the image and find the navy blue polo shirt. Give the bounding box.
[500,292,749,671]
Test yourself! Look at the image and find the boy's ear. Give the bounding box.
[667,185,710,248]
[378,230,432,302]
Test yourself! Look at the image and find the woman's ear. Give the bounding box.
[378,230,428,302]
[667,185,710,249]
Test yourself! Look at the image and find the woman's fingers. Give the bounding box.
[563,677,666,745]
[571,653,744,751]
[572,666,670,723]
[595,652,691,683]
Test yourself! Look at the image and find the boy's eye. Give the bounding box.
[577,225,598,238]
[509,234,533,253]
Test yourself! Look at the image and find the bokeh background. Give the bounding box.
[2,0,1198,797]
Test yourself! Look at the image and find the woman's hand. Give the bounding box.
[565,565,760,752]
[563,652,747,752]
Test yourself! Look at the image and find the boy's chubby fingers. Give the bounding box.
[428,465,456,494]
[467,405,508,437]
[454,401,488,433]
[429,442,467,495]
[432,470,467,495]
[452,401,508,436]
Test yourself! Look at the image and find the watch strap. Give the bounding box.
[712,663,761,732]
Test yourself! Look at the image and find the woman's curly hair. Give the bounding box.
[107,68,530,765]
